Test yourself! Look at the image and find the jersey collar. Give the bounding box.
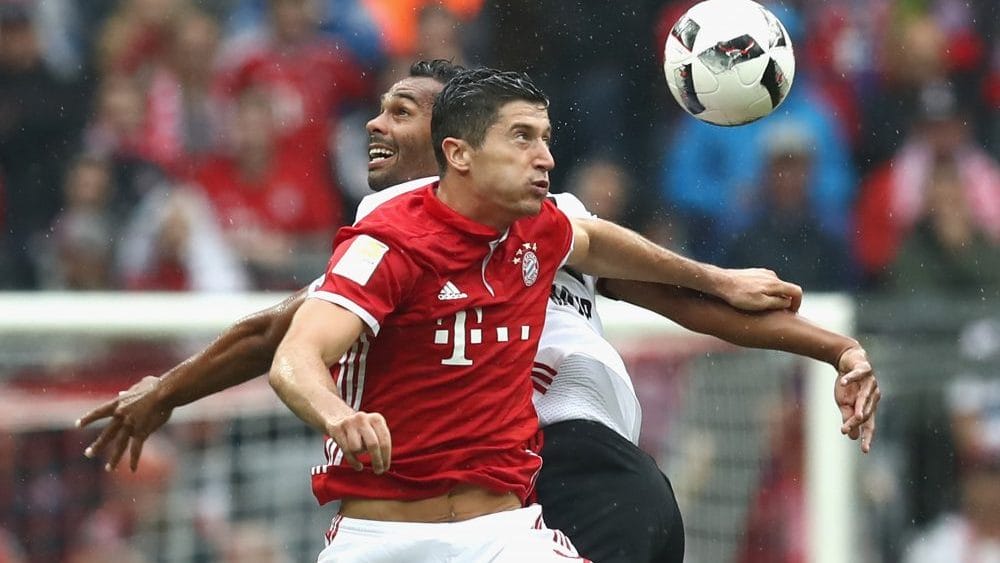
[423,182,503,240]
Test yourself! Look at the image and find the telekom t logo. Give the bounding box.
[434,308,532,366]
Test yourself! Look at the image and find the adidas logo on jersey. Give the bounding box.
[437,281,468,300]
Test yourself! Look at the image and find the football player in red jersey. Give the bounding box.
[269,66,815,561]
[79,61,879,563]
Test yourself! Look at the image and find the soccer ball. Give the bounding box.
[663,0,795,126]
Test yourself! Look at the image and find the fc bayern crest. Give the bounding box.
[521,250,539,286]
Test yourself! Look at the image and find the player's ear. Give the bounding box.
[441,137,472,173]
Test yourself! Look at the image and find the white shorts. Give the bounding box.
[317,504,590,562]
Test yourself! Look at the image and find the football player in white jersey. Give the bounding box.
[78,60,880,563]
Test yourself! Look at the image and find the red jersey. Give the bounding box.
[194,151,338,235]
[217,37,369,157]
[309,181,573,504]
[215,37,370,226]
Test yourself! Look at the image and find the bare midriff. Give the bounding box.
[339,484,520,523]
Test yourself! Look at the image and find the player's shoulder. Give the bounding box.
[347,178,441,256]
[355,176,439,223]
[546,192,594,220]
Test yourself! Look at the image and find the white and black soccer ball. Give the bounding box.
[663,0,795,126]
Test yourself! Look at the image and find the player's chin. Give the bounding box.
[518,198,545,216]
[367,169,396,192]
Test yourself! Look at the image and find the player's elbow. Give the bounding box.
[247,290,307,355]
[261,289,307,348]
[268,353,296,397]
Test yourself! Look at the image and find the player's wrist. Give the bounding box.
[692,263,728,298]
[153,374,181,409]
[155,366,195,409]
[323,403,359,433]
[833,340,863,370]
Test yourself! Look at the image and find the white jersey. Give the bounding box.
[349,180,642,444]
[533,193,641,444]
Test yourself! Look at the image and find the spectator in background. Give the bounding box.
[412,4,468,64]
[361,0,482,59]
[375,3,469,85]
[856,14,951,172]
[793,0,894,151]
[225,0,384,68]
[904,374,1000,563]
[0,0,87,288]
[660,5,855,264]
[95,2,230,174]
[215,0,373,231]
[567,158,631,225]
[85,74,151,163]
[40,156,118,290]
[487,0,658,190]
[723,120,857,291]
[96,0,192,78]
[563,157,677,249]
[854,81,1000,293]
[193,88,335,289]
[83,74,173,216]
[117,185,249,292]
[799,1,994,170]
[143,8,225,175]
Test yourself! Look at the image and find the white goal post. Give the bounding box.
[0,291,857,563]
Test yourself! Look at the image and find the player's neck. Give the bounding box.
[435,177,514,232]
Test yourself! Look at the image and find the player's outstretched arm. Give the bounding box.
[269,299,391,474]
[567,217,802,312]
[77,288,308,471]
[601,279,880,452]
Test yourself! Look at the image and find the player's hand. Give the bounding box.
[76,375,174,472]
[327,411,392,474]
[834,346,880,453]
[719,268,803,312]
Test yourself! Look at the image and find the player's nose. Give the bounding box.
[366,111,388,135]
[534,143,555,171]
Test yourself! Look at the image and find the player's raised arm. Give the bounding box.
[566,216,802,312]
[601,279,880,452]
[269,298,392,474]
[77,288,308,472]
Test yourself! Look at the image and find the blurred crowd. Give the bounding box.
[0,0,996,295]
[0,0,998,562]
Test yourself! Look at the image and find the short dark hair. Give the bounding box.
[408,59,466,85]
[431,67,549,172]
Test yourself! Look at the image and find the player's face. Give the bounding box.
[366,77,442,192]
[467,100,554,223]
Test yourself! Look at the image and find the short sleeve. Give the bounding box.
[309,233,420,334]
